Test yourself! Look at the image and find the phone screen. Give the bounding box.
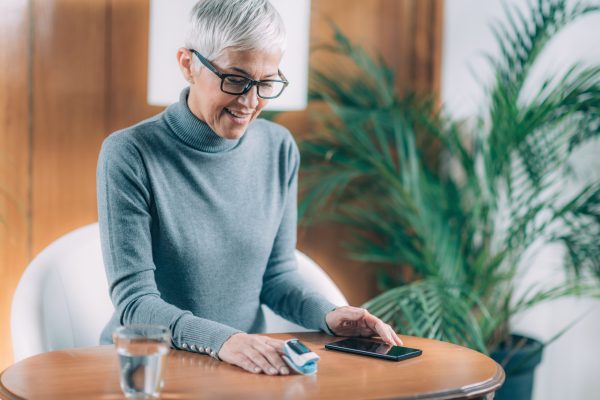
[325,338,422,361]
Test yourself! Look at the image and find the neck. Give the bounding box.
[163,87,240,153]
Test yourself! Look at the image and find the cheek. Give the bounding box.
[255,99,269,113]
[195,88,228,119]
[211,96,232,115]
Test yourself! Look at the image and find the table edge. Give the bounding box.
[0,336,506,400]
[1,357,505,400]
[0,370,24,400]
[403,362,505,400]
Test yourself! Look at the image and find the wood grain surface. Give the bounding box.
[0,332,503,400]
[30,0,108,256]
[0,0,32,375]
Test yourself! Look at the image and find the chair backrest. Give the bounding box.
[261,250,349,333]
[11,223,348,361]
[11,224,113,362]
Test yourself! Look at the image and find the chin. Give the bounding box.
[220,128,246,140]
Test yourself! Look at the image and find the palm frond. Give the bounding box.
[364,279,488,353]
[550,182,600,278]
[486,0,600,185]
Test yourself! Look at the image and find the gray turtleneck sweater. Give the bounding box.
[97,88,336,356]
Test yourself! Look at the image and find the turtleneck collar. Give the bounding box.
[164,87,241,153]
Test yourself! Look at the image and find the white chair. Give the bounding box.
[11,223,348,362]
[260,250,348,333]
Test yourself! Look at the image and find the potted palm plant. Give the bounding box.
[299,1,600,399]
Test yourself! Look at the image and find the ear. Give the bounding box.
[176,48,196,84]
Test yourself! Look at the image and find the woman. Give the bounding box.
[97,0,402,375]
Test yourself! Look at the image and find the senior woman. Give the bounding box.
[97,0,402,375]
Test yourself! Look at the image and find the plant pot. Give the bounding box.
[490,334,544,400]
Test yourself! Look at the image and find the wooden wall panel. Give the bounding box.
[0,0,31,372]
[304,0,443,96]
[107,0,163,133]
[31,0,108,256]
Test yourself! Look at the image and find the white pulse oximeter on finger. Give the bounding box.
[282,339,320,375]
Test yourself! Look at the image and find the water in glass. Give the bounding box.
[114,325,170,399]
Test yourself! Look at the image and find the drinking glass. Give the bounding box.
[113,325,171,399]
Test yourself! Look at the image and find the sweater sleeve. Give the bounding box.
[259,139,338,333]
[97,134,241,357]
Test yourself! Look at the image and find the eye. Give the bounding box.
[259,81,275,88]
[225,76,249,85]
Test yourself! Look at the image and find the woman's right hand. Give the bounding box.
[218,333,290,375]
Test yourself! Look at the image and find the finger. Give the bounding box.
[255,342,289,375]
[379,322,395,344]
[245,348,278,375]
[264,338,286,354]
[363,313,397,344]
[387,324,404,346]
[362,310,384,331]
[236,353,263,374]
[391,328,403,346]
[359,310,389,339]
[369,317,394,344]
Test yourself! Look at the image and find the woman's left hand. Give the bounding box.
[325,306,403,346]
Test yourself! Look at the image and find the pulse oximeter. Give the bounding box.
[282,339,320,375]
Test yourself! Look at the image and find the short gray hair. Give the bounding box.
[185,0,286,67]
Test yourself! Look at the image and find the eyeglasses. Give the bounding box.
[189,49,289,99]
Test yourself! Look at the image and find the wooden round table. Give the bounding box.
[0,332,504,399]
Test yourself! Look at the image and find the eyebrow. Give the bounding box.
[229,66,279,79]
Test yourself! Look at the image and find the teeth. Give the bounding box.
[225,108,249,118]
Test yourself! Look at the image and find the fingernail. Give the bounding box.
[254,367,261,373]
[269,368,277,374]
[280,367,290,375]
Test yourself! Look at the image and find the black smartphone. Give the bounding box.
[324,338,422,361]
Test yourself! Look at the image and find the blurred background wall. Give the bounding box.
[0,0,443,371]
[442,1,600,398]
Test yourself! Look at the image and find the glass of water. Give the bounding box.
[113,325,171,399]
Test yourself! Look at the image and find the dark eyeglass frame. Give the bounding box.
[189,49,289,99]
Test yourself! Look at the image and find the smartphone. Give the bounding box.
[324,338,422,361]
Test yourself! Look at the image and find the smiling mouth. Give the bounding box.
[224,108,252,119]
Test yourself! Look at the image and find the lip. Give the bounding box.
[224,108,252,125]
[224,107,253,117]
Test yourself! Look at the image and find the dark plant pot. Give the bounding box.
[490,334,544,400]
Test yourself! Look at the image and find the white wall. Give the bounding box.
[441,1,600,399]
[147,0,311,110]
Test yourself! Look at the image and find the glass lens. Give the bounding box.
[257,81,286,98]
[222,76,250,94]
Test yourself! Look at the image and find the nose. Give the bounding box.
[239,84,260,109]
